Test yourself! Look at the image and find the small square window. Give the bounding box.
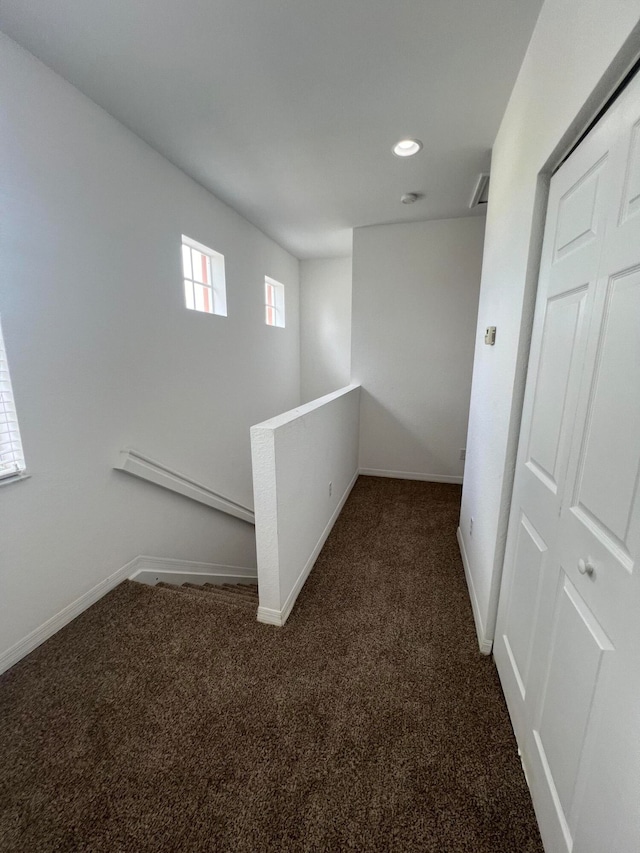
[181,235,227,316]
[265,276,285,327]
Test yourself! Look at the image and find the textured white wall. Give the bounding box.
[352,218,484,482]
[300,257,352,403]
[0,35,300,659]
[251,385,360,624]
[459,0,640,650]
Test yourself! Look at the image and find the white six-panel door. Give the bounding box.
[494,71,640,853]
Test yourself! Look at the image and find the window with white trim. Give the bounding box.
[0,318,26,480]
[181,235,227,316]
[265,276,285,327]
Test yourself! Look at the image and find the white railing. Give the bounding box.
[114,449,255,524]
[251,384,361,626]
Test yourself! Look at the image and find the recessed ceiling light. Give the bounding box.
[393,138,423,157]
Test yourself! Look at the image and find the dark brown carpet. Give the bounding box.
[0,477,543,852]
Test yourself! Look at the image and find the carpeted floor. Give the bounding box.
[0,477,543,852]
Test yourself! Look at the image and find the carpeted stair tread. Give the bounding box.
[180,584,257,609]
[183,583,257,603]
[221,583,258,596]
[219,583,259,599]
[155,582,257,610]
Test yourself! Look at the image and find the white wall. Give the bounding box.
[300,257,352,403]
[351,218,484,482]
[0,35,300,662]
[251,385,360,625]
[459,0,640,651]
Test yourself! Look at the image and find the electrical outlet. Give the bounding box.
[329,481,332,497]
[469,517,474,536]
[460,448,466,461]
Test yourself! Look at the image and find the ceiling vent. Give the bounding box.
[469,173,490,209]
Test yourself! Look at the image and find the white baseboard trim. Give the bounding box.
[457,527,493,655]
[255,605,283,626]
[0,555,139,676]
[129,556,257,587]
[359,468,463,485]
[257,469,359,627]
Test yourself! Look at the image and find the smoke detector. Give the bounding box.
[401,193,419,204]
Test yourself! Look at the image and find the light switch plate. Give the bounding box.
[485,326,496,345]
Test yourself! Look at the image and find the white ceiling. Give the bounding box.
[0,0,542,258]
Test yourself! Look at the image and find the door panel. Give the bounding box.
[526,287,588,493]
[554,156,607,260]
[619,119,640,224]
[571,267,640,553]
[570,641,640,853]
[534,574,613,838]
[503,514,547,699]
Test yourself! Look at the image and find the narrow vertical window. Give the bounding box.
[0,318,26,480]
[265,276,285,327]
[181,235,227,316]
